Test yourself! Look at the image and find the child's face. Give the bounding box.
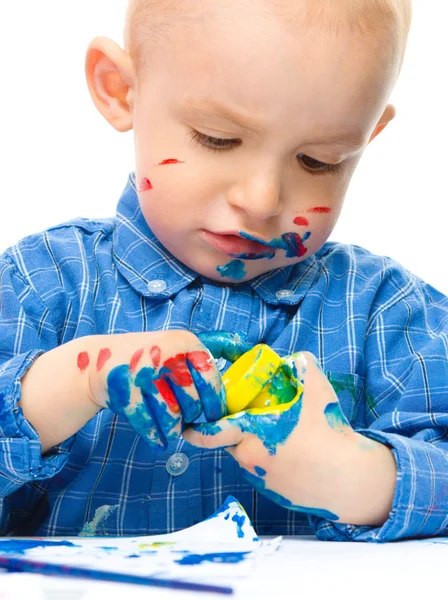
[125,2,396,282]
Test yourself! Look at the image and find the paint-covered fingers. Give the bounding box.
[198,331,252,363]
[292,352,352,432]
[106,364,180,449]
[183,416,244,450]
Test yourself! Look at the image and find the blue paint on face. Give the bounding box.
[239,230,311,259]
[0,540,80,555]
[228,250,276,261]
[232,513,246,538]
[324,402,350,430]
[241,468,339,521]
[217,260,246,280]
[198,332,252,363]
[254,466,267,477]
[176,552,251,565]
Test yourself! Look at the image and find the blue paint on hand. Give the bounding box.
[242,468,339,521]
[217,260,247,280]
[324,402,350,430]
[254,466,267,477]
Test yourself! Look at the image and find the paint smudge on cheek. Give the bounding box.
[293,216,309,227]
[156,159,185,166]
[96,348,112,372]
[217,260,247,280]
[306,207,332,214]
[150,345,161,368]
[77,352,90,373]
[130,348,145,374]
[137,178,153,192]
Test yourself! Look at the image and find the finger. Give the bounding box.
[183,416,244,449]
[156,354,203,423]
[292,352,350,430]
[106,364,167,449]
[198,331,252,363]
[134,367,183,444]
[187,355,227,421]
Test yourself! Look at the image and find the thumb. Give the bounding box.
[183,416,244,450]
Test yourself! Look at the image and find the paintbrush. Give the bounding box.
[0,554,234,594]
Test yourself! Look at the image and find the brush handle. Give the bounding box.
[0,554,233,595]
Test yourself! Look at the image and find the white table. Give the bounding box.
[1,536,446,600]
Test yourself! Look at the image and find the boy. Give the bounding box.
[1,0,447,543]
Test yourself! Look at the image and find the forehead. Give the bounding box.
[136,0,396,146]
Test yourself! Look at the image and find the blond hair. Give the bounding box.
[125,0,412,75]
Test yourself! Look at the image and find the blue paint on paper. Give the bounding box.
[217,260,246,280]
[176,552,250,565]
[324,402,350,430]
[0,540,80,555]
[232,513,246,538]
[242,468,339,521]
[255,466,267,477]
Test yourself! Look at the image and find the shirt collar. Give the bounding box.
[113,173,322,305]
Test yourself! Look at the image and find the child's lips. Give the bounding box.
[201,230,274,257]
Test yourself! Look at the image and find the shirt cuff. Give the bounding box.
[309,430,448,542]
[0,351,75,485]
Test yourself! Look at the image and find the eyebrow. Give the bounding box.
[181,96,365,148]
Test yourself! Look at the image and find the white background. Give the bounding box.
[0,1,447,294]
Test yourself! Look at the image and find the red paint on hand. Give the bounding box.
[294,216,309,227]
[163,354,194,387]
[187,350,213,373]
[77,352,90,373]
[307,207,331,214]
[154,377,181,413]
[157,159,184,166]
[96,348,112,372]
[138,178,153,192]
[130,348,145,373]
[150,346,161,368]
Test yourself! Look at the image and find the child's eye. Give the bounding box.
[297,153,342,176]
[189,130,241,151]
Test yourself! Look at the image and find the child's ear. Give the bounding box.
[368,104,396,143]
[85,37,135,132]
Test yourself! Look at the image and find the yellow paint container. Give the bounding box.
[223,344,303,415]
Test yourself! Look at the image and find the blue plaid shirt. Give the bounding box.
[1,173,448,542]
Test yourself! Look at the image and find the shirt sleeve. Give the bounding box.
[0,253,75,524]
[310,276,448,542]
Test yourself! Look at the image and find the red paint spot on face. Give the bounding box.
[307,207,331,214]
[157,159,185,166]
[130,348,144,373]
[150,346,161,368]
[163,354,194,387]
[293,216,309,227]
[77,352,90,373]
[187,350,213,373]
[138,178,153,192]
[97,348,112,372]
[153,378,181,413]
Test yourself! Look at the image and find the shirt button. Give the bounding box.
[147,279,167,293]
[214,357,227,371]
[276,289,294,301]
[166,453,189,476]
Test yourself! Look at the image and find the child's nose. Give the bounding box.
[227,171,283,219]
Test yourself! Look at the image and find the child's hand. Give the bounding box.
[86,330,250,449]
[184,352,396,525]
